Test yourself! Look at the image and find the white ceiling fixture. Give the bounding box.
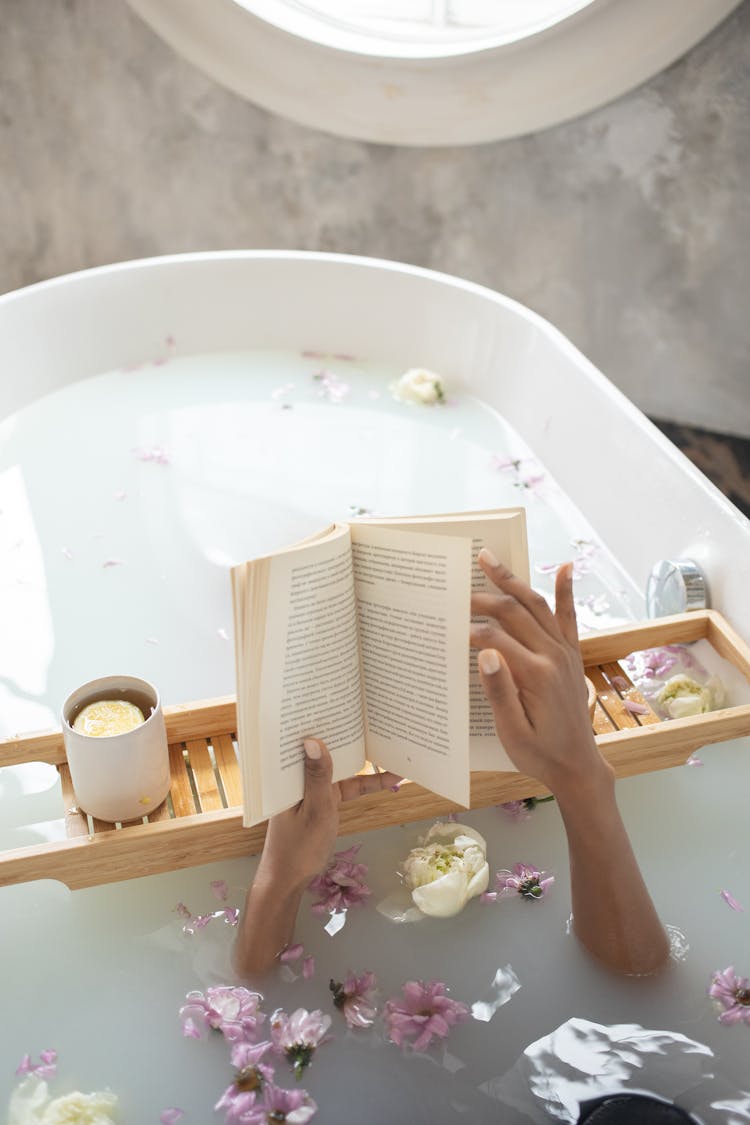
[127,0,742,145]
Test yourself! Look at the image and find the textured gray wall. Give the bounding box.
[1,0,748,435]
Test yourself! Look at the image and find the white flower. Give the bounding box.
[402,822,489,918]
[390,367,445,405]
[8,1078,119,1125]
[657,674,724,719]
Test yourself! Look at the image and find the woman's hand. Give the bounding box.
[471,550,669,974]
[470,549,612,800]
[258,738,400,890]
[233,739,400,979]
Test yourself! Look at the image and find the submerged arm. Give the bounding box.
[471,553,669,975]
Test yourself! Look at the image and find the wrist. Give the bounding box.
[551,756,616,816]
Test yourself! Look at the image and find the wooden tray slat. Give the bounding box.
[185,739,224,812]
[587,666,641,729]
[213,734,242,808]
[168,743,198,818]
[2,610,750,889]
[57,764,89,838]
[600,662,661,727]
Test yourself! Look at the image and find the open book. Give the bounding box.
[231,508,529,826]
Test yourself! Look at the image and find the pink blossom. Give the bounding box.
[160,1109,184,1124]
[211,879,229,901]
[497,800,532,823]
[15,1048,57,1080]
[308,844,371,916]
[302,955,315,980]
[517,473,545,492]
[709,967,750,1025]
[312,369,349,403]
[174,901,192,920]
[485,862,554,901]
[686,755,704,767]
[611,675,629,691]
[279,943,304,964]
[490,455,523,473]
[720,889,744,913]
[224,907,240,926]
[270,1008,331,1080]
[134,446,171,465]
[215,1041,275,1121]
[622,699,649,715]
[220,1082,317,1124]
[383,980,469,1052]
[179,985,264,1043]
[329,970,378,1029]
[102,558,124,568]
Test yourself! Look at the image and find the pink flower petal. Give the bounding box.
[224,907,240,926]
[610,675,629,691]
[211,879,229,902]
[720,889,744,913]
[280,943,304,964]
[102,558,124,568]
[160,1109,184,1124]
[686,755,704,767]
[622,699,649,715]
[303,955,316,980]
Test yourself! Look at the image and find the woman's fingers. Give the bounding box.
[338,769,402,803]
[471,591,556,654]
[478,549,557,631]
[554,562,579,647]
[477,648,533,746]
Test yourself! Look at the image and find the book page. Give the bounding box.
[356,510,528,772]
[233,526,366,825]
[350,522,471,807]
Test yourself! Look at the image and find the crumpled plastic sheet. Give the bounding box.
[479,1017,750,1124]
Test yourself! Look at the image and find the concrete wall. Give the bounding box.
[1,0,748,435]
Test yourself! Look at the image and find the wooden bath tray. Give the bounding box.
[2,609,749,890]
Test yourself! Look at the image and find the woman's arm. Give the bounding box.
[233,739,399,979]
[471,551,670,975]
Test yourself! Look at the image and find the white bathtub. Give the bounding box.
[1,253,748,1123]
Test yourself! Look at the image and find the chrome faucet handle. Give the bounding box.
[646,559,708,618]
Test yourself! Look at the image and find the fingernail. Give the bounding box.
[478,649,501,675]
[478,547,499,569]
[304,738,321,759]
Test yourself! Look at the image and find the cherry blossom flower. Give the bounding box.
[329,970,379,1029]
[160,1109,184,1124]
[490,455,523,473]
[483,862,554,902]
[270,1008,332,1080]
[220,1082,318,1124]
[709,967,750,1025]
[215,1041,275,1121]
[497,800,532,823]
[302,955,315,980]
[308,844,371,916]
[312,370,349,403]
[15,1049,57,1080]
[383,980,469,1052]
[720,890,744,913]
[134,446,171,465]
[211,879,229,901]
[102,558,124,568]
[179,986,264,1043]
